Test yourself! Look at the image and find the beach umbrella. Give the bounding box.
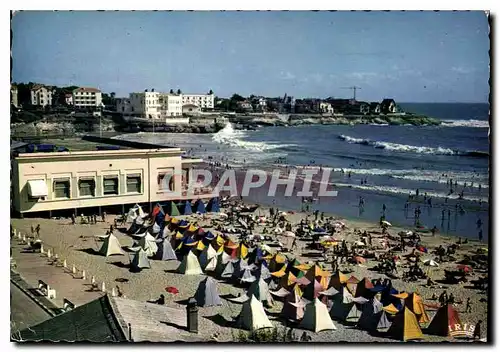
[354,256,367,264]
[456,264,472,273]
[423,259,439,267]
[381,220,392,227]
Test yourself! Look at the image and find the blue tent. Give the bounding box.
[36,144,56,152]
[206,198,220,212]
[204,231,216,241]
[313,227,326,233]
[181,200,193,215]
[194,199,206,214]
[178,219,189,227]
[380,287,403,310]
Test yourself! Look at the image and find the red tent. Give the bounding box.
[426,304,461,336]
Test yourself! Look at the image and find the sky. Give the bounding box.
[11,11,490,102]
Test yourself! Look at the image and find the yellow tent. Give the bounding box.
[171,218,179,224]
[237,243,248,259]
[387,307,424,341]
[215,235,225,246]
[294,263,311,272]
[279,272,297,288]
[196,241,206,251]
[291,283,303,297]
[187,224,198,233]
[405,293,430,324]
[319,276,329,290]
[392,292,409,299]
[271,268,287,278]
[329,271,349,290]
[383,304,400,315]
[175,231,184,239]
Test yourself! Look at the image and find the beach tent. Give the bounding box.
[129,248,151,271]
[426,304,462,337]
[305,264,331,284]
[279,271,297,290]
[98,233,124,257]
[199,244,218,271]
[240,268,257,283]
[404,293,430,324]
[357,297,384,331]
[237,243,249,259]
[303,279,325,301]
[151,204,163,220]
[355,278,376,299]
[220,260,235,279]
[154,239,177,261]
[236,295,273,332]
[194,277,222,307]
[387,307,424,341]
[281,285,306,321]
[206,197,220,212]
[299,298,337,333]
[138,233,159,257]
[268,253,287,272]
[194,199,206,214]
[247,277,274,307]
[181,200,193,215]
[231,259,250,281]
[204,231,216,242]
[177,251,203,275]
[330,288,365,322]
[383,303,400,315]
[254,261,271,281]
[329,271,349,290]
[165,201,181,216]
[150,222,161,235]
[215,252,232,277]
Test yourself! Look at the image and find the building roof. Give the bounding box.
[182,104,200,108]
[74,87,101,93]
[11,141,28,151]
[16,295,127,342]
[31,84,51,92]
[65,94,73,98]
[16,295,207,342]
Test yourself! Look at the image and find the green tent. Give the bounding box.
[166,201,180,216]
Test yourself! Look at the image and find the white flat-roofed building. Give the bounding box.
[30,84,54,107]
[127,91,161,119]
[11,85,19,107]
[11,146,212,215]
[65,94,73,105]
[72,87,103,109]
[159,93,183,117]
[182,93,214,110]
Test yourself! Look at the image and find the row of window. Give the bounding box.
[44,172,178,200]
[75,92,97,96]
[50,175,141,200]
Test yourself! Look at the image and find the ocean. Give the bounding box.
[115,103,490,240]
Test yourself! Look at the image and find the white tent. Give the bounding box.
[199,244,218,271]
[240,268,257,283]
[195,276,222,307]
[154,239,177,261]
[177,251,203,275]
[247,277,274,307]
[138,233,158,257]
[236,295,274,331]
[330,289,365,322]
[281,287,306,322]
[215,252,232,277]
[299,298,337,332]
[98,233,124,257]
[423,259,440,267]
[151,222,161,235]
[129,248,151,271]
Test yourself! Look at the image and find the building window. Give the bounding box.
[53,179,70,199]
[103,177,119,195]
[158,170,175,191]
[78,178,95,197]
[126,175,141,193]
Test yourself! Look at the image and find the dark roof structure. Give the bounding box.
[15,295,127,342]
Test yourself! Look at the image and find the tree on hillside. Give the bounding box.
[177,89,182,94]
[170,89,174,94]
[230,93,245,102]
[208,89,214,95]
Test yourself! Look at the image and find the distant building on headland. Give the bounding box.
[11,84,18,107]
[380,99,398,114]
[65,93,73,105]
[30,84,54,107]
[117,89,213,122]
[72,87,103,109]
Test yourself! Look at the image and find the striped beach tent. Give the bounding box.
[387,307,424,341]
[206,197,220,212]
[194,199,206,214]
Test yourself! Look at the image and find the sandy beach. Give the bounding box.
[10,201,489,342]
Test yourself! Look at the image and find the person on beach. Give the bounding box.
[35,224,40,237]
[473,320,482,340]
[416,189,419,197]
[71,213,76,225]
[476,218,483,229]
[438,291,447,306]
[448,293,455,304]
[102,212,106,222]
[441,209,446,220]
[466,297,472,313]
[382,204,386,214]
[109,225,114,234]
[431,225,437,236]
[478,229,483,242]
[30,225,34,236]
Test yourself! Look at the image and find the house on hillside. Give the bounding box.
[11,84,18,107]
[65,94,73,105]
[370,102,381,114]
[30,84,54,107]
[320,102,334,114]
[182,104,200,115]
[380,99,397,114]
[237,101,253,112]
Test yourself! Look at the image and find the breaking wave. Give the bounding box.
[338,134,489,158]
[212,123,296,152]
[441,119,490,128]
[331,183,489,204]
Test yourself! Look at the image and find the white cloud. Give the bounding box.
[280,71,296,80]
[451,66,474,74]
